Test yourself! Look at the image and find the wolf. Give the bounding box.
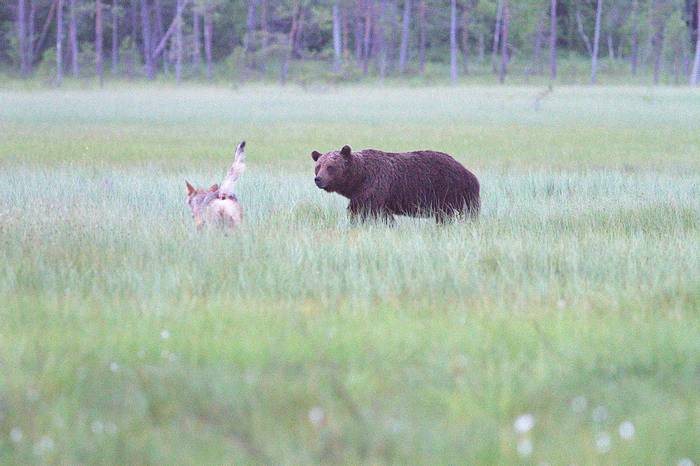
[185,141,246,229]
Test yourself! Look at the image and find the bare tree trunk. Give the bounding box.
[204,3,213,79]
[141,0,154,79]
[460,5,469,74]
[333,2,342,72]
[362,0,373,75]
[354,2,363,62]
[651,0,666,85]
[192,7,201,69]
[175,0,183,83]
[549,0,557,80]
[17,0,30,77]
[56,0,64,85]
[591,0,603,84]
[607,32,615,60]
[154,0,166,73]
[281,1,299,84]
[151,0,188,58]
[691,0,700,85]
[111,0,119,74]
[450,0,458,82]
[342,4,349,62]
[498,0,508,83]
[477,30,484,62]
[630,0,639,75]
[399,0,410,73]
[418,0,426,72]
[96,0,103,84]
[376,0,387,79]
[244,0,256,60]
[68,0,78,77]
[127,0,137,78]
[259,0,268,73]
[28,0,36,68]
[492,0,503,73]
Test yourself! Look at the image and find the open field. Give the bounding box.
[1,86,700,464]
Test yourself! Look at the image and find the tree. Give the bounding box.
[192,6,201,69]
[332,2,342,72]
[691,0,700,84]
[651,0,668,84]
[399,0,410,74]
[69,0,78,77]
[17,0,30,77]
[203,2,213,79]
[591,0,603,83]
[418,0,426,72]
[498,0,508,83]
[492,0,503,72]
[141,0,154,79]
[630,0,639,75]
[549,0,556,80]
[111,0,119,75]
[96,0,104,84]
[450,0,458,82]
[175,0,184,83]
[56,0,64,85]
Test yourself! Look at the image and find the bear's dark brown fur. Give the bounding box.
[311,145,480,223]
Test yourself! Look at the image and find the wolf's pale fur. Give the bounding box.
[186,141,246,230]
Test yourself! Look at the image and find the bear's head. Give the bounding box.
[311,145,354,194]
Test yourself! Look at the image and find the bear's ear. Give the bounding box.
[311,150,322,161]
[340,145,352,158]
[209,183,219,192]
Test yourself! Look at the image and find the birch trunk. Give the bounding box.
[204,3,213,79]
[175,0,183,83]
[96,0,104,84]
[691,0,700,85]
[141,0,154,79]
[56,0,64,85]
[591,0,603,84]
[18,0,30,77]
[460,6,469,73]
[549,0,557,80]
[192,8,201,69]
[450,0,458,82]
[69,0,78,77]
[492,0,503,73]
[332,2,342,72]
[111,0,118,74]
[399,0,410,74]
[498,0,508,83]
[418,0,426,72]
[28,0,36,68]
[630,0,638,75]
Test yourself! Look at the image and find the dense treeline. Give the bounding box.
[2,0,700,84]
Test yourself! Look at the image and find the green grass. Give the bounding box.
[1,85,700,464]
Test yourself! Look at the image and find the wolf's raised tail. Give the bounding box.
[219,141,246,195]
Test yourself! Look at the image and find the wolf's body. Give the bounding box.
[186,141,246,230]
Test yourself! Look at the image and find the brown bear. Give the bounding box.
[311,145,480,223]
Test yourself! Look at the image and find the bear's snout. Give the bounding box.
[314,176,325,188]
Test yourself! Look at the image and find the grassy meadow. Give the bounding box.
[1,84,700,464]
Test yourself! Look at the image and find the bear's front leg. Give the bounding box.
[348,198,394,225]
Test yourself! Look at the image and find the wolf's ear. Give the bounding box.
[186,180,196,195]
[340,145,352,159]
[311,150,322,161]
[209,184,219,192]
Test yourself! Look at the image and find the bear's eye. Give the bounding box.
[327,166,335,174]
